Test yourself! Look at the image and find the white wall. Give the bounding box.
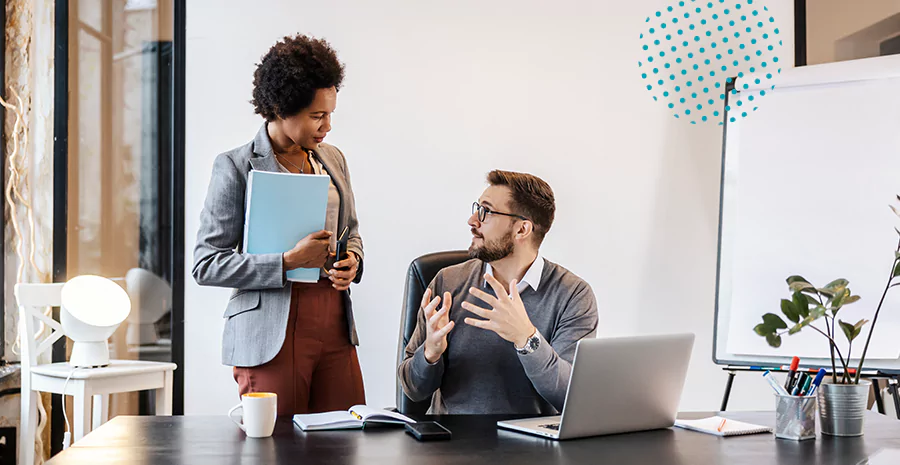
[185,0,795,415]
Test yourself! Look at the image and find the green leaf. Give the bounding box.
[831,288,849,310]
[824,279,849,291]
[766,333,782,348]
[810,306,827,319]
[839,320,856,342]
[789,281,816,292]
[762,313,788,330]
[793,292,810,318]
[804,294,820,305]
[786,275,811,286]
[781,299,800,323]
[840,319,869,341]
[788,324,803,335]
[753,323,770,337]
[894,262,900,279]
[816,288,836,298]
[843,295,861,305]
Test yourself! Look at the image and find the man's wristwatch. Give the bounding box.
[515,329,540,355]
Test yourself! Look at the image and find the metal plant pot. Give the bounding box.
[817,379,870,437]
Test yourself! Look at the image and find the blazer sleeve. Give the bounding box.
[335,147,365,284]
[192,153,286,290]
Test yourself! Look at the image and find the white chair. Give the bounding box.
[15,282,177,465]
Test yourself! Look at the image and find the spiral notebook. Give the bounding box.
[674,416,772,437]
[293,405,414,431]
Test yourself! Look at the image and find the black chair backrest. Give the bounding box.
[396,250,471,415]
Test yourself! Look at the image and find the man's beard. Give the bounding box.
[468,229,515,262]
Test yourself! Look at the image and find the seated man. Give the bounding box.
[398,170,598,415]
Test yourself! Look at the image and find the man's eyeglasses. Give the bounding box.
[472,202,529,223]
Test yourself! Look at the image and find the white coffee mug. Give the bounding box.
[229,392,277,438]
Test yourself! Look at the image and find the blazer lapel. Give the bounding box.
[310,148,341,183]
[309,146,346,226]
[250,123,281,173]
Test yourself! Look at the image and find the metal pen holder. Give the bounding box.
[774,394,817,441]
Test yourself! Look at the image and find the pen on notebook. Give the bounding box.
[351,411,362,421]
[717,418,727,432]
[807,368,827,396]
[784,356,800,391]
[763,371,790,396]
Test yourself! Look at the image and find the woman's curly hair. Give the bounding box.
[251,35,345,121]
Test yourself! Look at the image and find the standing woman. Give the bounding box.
[193,35,365,415]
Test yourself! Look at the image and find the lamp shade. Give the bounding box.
[61,275,131,367]
[124,268,171,345]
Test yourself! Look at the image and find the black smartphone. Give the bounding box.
[334,238,349,270]
[404,421,451,441]
[334,227,350,270]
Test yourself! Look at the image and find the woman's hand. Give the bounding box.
[329,251,359,291]
[283,230,332,270]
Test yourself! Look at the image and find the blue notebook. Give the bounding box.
[243,170,330,283]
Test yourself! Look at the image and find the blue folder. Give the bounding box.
[242,170,330,283]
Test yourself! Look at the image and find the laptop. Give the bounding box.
[497,333,695,440]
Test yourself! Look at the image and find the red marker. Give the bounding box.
[784,357,800,392]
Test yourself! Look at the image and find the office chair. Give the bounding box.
[396,251,470,415]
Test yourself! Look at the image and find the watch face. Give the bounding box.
[518,334,539,354]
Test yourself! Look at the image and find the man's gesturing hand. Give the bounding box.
[462,274,536,348]
[422,289,454,364]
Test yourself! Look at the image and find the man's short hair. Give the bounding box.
[487,170,555,245]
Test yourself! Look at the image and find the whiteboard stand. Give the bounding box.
[877,370,900,419]
[720,369,737,412]
[718,366,900,420]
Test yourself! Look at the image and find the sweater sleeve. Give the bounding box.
[516,282,598,412]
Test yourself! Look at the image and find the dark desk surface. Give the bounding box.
[46,411,900,465]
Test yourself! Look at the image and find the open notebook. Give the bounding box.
[674,416,772,437]
[293,405,414,431]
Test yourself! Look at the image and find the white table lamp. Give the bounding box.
[61,275,131,367]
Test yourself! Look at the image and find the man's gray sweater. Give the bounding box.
[398,258,598,415]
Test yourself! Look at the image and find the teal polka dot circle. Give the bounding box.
[638,0,783,124]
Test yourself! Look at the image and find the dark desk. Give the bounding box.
[47,411,900,464]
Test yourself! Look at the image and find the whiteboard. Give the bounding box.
[714,54,900,371]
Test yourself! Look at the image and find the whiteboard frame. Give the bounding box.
[712,54,900,371]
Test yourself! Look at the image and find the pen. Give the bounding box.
[717,418,727,432]
[763,371,790,396]
[797,374,813,396]
[351,411,363,421]
[807,368,826,397]
[785,357,800,392]
[791,373,810,396]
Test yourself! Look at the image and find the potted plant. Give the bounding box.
[753,195,900,436]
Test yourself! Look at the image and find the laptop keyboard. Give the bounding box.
[539,423,560,431]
